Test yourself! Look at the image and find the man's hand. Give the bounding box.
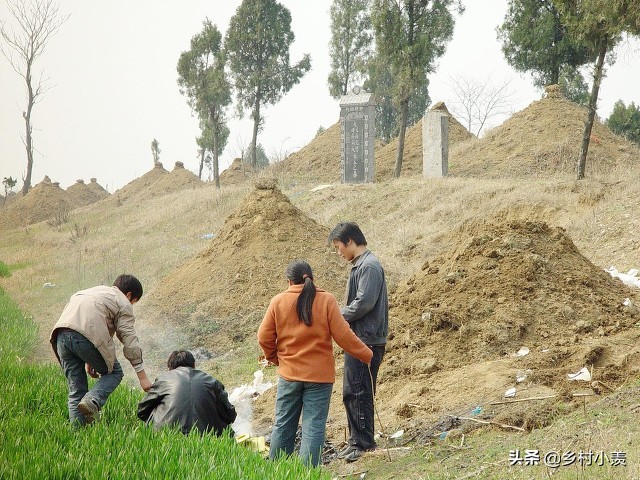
[137,369,152,392]
[86,364,99,378]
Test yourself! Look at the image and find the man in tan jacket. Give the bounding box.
[50,274,151,426]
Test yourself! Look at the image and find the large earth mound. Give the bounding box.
[376,102,476,179]
[66,179,109,207]
[451,95,640,177]
[219,158,256,185]
[0,177,75,228]
[148,179,347,351]
[378,218,640,430]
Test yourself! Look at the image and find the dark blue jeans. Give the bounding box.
[56,330,123,425]
[270,377,333,467]
[343,345,385,451]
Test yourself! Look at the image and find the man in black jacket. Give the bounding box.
[137,350,237,435]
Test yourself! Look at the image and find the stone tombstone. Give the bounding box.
[339,86,375,183]
[422,110,449,178]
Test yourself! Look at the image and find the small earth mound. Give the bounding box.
[148,179,348,352]
[66,179,109,207]
[151,162,205,194]
[86,178,110,200]
[0,177,75,228]
[451,96,640,177]
[219,158,256,185]
[375,102,476,179]
[108,162,169,204]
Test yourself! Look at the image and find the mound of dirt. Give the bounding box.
[151,162,205,194]
[451,96,640,177]
[86,178,110,199]
[219,158,256,185]
[375,102,476,179]
[0,177,75,228]
[272,122,342,183]
[148,179,347,351]
[66,179,109,207]
[108,162,169,205]
[374,218,639,430]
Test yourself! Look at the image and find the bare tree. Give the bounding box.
[447,75,517,136]
[0,0,68,195]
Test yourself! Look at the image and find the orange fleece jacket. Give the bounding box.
[258,284,373,383]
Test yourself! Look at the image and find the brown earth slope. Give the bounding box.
[148,179,348,352]
[273,122,342,183]
[451,96,640,177]
[0,177,74,228]
[219,158,256,186]
[66,179,109,208]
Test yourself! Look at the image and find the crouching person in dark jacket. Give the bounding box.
[137,350,237,435]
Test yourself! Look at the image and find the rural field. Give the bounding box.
[2,95,640,479]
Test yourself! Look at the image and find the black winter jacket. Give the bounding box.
[137,367,237,435]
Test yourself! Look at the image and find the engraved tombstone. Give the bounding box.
[339,86,375,183]
[422,110,449,178]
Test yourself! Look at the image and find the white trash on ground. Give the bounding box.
[567,367,591,381]
[228,370,273,437]
[606,267,640,289]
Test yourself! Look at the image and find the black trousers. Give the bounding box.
[342,345,385,450]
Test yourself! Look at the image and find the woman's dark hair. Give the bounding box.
[167,350,196,369]
[113,274,143,301]
[285,260,316,326]
[328,222,367,246]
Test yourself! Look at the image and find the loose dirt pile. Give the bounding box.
[0,177,75,228]
[376,218,640,431]
[451,96,640,177]
[219,158,256,185]
[148,179,348,351]
[376,102,476,179]
[66,179,110,207]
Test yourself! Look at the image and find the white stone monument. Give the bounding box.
[422,110,449,178]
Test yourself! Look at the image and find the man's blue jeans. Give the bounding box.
[55,330,123,425]
[269,377,333,467]
[343,345,385,451]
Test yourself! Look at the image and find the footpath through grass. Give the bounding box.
[0,287,330,480]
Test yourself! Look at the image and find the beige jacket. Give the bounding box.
[50,285,144,373]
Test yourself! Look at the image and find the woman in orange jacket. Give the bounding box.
[258,260,373,467]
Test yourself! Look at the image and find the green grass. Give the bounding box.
[0,260,10,277]
[0,287,330,480]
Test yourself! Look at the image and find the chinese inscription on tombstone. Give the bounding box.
[339,86,375,183]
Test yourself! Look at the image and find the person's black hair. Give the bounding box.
[113,274,143,301]
[167,350,196,369]
[328,222,367,246]
[285,260,316,326]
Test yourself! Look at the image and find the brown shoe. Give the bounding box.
[78,397,100,424]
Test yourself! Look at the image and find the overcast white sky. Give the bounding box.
[1,1,638,192]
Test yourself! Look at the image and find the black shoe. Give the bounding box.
[343,448,363,463]
[337,445,358,459]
